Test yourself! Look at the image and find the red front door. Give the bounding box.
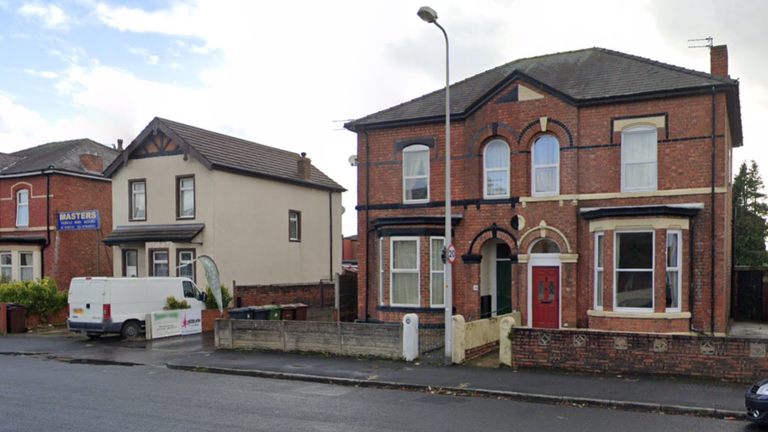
[532,266,559,329]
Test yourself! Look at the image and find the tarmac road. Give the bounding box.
[0,354,757,432]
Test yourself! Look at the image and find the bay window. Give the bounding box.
[390,238,419,306]
[614,231,654,311]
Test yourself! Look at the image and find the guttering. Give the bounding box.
[0,168,112,182]
[345,83,739,133]
[710,86,717,336]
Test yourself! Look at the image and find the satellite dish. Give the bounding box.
[341,206,346,215]
[348,155,358,166]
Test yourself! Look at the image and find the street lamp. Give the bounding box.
[418,6,452,366]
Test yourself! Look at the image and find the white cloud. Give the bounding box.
[24,68,58,79]
[127,46,160,65]
[18,2,69,30]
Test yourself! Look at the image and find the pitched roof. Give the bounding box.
[345,47,742,144]
[105,118,345,192]
[0,153,21,170]
[1,139,119,176]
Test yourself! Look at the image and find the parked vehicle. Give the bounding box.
[746,378,768,424]
[67,277,207,339]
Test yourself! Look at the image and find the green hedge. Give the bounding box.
[0,278,66,323]
[205,285,233,310]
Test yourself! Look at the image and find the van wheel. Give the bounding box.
[120,321,140,339]
[86,333,101,340]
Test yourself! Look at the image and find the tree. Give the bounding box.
[733,161,768,266]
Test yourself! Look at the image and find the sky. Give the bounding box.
[0,0,766,236]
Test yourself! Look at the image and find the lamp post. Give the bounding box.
[418,6,452,366]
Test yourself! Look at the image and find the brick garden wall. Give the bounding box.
[235,281,335,309]
[511,328,768,383]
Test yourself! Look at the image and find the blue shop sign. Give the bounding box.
[58,210,99,231]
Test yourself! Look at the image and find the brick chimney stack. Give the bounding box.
[710,45,729,77]
[80,154,104,173]
[297,152,312,181]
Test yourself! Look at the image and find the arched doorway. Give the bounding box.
[527,238,561,328]
[480,239,513,318]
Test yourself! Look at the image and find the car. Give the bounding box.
[746,378,768,424]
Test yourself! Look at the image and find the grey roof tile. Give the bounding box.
[346,47,739,128]
[3,139,119,176]
[108,118,345,192]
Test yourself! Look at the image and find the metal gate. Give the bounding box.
[418,323,445,363]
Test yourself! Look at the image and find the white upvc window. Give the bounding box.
[178,250,195,281]
[403,145,429,203]
[0,253,11,280]
[666,230,682,312]
[178,176,195,218]
[16,189,29,227]
[532,136,559,196]
[289,211,301,241]
[152,250,169,277]
[594,232,604,310]
[130,180,146,220]
[614,231,654,312]
[484,140,510,199]
[124,250,138,277]
[621,126,657,192]
[390,237,420,307]
[19,252,33,281]
[430,237,445,307]
[379,237,384,306]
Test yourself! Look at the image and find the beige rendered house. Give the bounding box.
[103,117,345,292]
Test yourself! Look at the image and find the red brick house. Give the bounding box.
[345,46,742,336]
[0,139,118,290]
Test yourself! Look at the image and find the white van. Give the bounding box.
[67,277,207,339]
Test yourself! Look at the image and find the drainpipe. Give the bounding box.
[329,191,333,282]
[363,129,371,322]
[40,167,53,278]
[710,86,717,336]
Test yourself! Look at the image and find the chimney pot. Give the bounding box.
[710,45,729,77]
[117,139,124,151]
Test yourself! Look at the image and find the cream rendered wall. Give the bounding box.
[211,169,342,286]
[111,153,342,288]
[111,154,213,283]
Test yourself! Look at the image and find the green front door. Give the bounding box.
[496,243,512,316]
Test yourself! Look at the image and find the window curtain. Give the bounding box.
[485,141,509,196]
[624,130,656,189]
[404,148,428,200]
[533,137,558,194]
[392,240,418,305]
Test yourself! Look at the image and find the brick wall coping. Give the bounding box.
[587,310,691,320]
[513,327,738,339]
[237,282,329,290]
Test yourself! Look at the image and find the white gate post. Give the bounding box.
[402,313,419,361]
[500,316,516,367]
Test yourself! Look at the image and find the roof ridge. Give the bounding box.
[593,47,737,84]
[156,117,305,159]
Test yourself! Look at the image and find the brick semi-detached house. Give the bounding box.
[345,46,742,336]
[0,139,119,290]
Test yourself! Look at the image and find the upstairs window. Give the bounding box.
[484,140,510,198]
[532,136,559,196]
[130,180,146,221]
[403,145,429,203]
[16,190,29,227]
[289,210,301,241]
[177,176,195,218]
[622,126,657,192]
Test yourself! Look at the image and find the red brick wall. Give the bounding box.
[511,328,766,383]
[355,76,734,335]
[236,282,335,309]
[0,173,113,292]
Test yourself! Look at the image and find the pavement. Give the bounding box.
[0,327,751,421]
